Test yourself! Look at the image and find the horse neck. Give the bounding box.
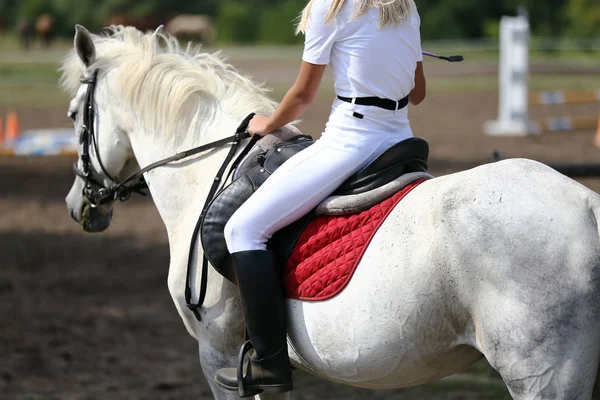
[127,107,249,310]
[128,101,250,229]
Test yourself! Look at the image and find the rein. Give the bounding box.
[73,69,260,320]
[73,70,256,208]
[185,117,260,322]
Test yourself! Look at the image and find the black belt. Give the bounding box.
[337,95,409,111]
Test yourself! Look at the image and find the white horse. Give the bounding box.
[63,25,600,399]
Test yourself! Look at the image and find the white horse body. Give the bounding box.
[63,26,600,399]
[288,161,600,393]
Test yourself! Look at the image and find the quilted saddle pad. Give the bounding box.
[283,178,428,301]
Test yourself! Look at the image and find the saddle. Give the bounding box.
[200,132,430,284]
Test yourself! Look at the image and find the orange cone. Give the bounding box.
[595,116,600,149]
[5,111,21,142]
[0,115,4,148]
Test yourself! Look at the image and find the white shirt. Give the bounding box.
[302,0,422,141]
[302,0,422,100]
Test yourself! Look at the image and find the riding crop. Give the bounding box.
[422,51,464,62]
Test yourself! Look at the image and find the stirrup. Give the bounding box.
[237,340,260,397]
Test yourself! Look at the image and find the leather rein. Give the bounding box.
[73,69,260,321]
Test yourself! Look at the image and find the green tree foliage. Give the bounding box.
[216,1,260,43]
[52,0,102,35]
[98,0,219,22]
[18,0,55,19]
[518,0,568,37]
[257,0,304,44]
[2,0,219,35]
[1,0,598,43]
[0,0,19,25]
[564,0,600,38]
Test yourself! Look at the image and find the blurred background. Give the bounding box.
[0,0,598,399]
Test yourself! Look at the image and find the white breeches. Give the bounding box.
[224,126,408,253]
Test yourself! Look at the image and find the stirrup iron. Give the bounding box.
[237,340,260,397]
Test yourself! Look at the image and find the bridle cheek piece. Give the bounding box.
[73,69,150,208]
[72,68,258,321]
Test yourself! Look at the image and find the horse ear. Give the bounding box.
[74,24,96,67]
[153,25,164,37]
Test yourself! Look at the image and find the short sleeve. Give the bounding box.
[415,34,423,62]
[411,10,423,62]
[302,0,338,65]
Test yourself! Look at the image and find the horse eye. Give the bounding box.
[69,111,78,122]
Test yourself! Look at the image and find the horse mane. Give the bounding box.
[60,26,278,139]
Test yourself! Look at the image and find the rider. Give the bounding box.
[215,0,426,395]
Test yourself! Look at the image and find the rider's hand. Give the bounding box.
[247,115,273,137]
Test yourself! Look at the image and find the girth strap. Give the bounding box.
[185,113,260,321]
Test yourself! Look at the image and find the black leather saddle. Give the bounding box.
[201,136,429,283]
[335,137,428,195]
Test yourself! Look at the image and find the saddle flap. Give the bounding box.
[201,135,315,281]
[262,135,314,174]
[234,125,304,179]
[200,173,260,282]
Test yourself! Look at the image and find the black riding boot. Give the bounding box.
[214,250,293,397]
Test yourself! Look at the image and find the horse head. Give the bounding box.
[62,25,276,234]
[64,25,141,233]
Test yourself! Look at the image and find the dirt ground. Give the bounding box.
[1,58,599,400]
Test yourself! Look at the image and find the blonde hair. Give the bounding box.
[297,0,417,34]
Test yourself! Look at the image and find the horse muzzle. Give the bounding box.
[80,202,113,233]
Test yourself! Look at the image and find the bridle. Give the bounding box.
[72,70,150,207]
[72,70,128,207]
[72,69,259,209]
[72,68,260,321]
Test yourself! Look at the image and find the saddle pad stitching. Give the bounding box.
[293,213,373,257]
[284,178,427,301]
[294,246,352,290]
[305,226,377,297]
[290,226,361,280]
[288,233,357,287]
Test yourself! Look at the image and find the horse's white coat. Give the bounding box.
[64,27,600,399]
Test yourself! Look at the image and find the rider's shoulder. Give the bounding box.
[311,0,334,16]
[409,8,421,29]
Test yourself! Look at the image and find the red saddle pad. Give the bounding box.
[283,178,428,301]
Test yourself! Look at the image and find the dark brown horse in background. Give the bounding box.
[17,14,55,50]
[35,14,55,48]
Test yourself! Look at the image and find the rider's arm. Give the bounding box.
[249,0,334,136]
[263,61,326,133]
[409,62,426,105]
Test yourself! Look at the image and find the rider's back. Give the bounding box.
[305,0,421,100]
[303,0,422,141]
